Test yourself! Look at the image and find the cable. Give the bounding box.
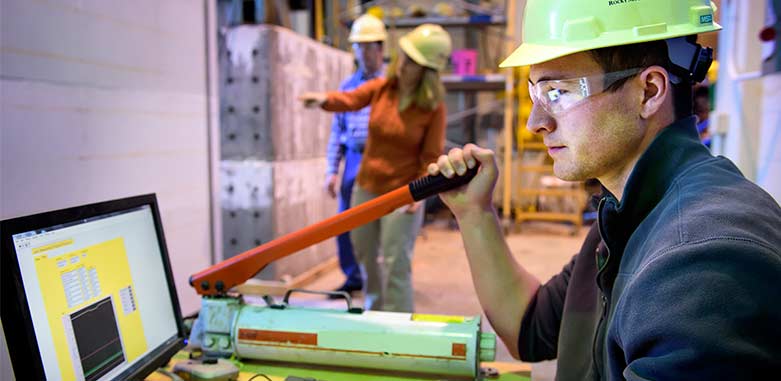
[248,374,273,381]
[182,310,200,320]
[154,368,185,381]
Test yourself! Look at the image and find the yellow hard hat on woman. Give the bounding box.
[399,24,452,71]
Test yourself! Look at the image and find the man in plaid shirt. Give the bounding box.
[324,14,386,297]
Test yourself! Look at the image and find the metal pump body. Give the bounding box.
[191,292,496,378]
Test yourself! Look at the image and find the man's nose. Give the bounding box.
[526,103,556,135]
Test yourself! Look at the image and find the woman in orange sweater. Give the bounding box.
[301,24,451,312]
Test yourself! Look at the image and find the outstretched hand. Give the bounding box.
[298,92,327,108]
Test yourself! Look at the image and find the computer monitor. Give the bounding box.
[1,194,186,381]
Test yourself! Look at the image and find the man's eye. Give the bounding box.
[547,88,567,102]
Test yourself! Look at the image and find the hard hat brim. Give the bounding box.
[499,42,582,68]
[500,22,722,68]
[399,35,439,70]
[348,33,387,43]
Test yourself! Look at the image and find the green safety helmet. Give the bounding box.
[399,24,453,71]
[501,0,722,82]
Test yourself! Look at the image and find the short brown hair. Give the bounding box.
[588,40,693,120]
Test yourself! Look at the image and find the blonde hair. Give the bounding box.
[386,54,445,112]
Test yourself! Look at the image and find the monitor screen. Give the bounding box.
[1,194,186,381]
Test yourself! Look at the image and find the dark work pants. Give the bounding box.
[337,148,363,287]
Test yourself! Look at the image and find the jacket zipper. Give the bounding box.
[592,292,608,380]
[594,197,611,380]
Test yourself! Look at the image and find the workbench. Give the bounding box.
[147,351,532,381]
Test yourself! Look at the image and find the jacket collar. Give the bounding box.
[597,117,707,282]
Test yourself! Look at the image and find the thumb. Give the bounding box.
[464,144,496,173]
[466,144,494,164]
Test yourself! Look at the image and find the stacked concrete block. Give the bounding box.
[220,25,351,161]
[220,26,274,160]
[266,27,349,161]
[220,160,276,277]
[220,25,354,281]
[271,158,337,278]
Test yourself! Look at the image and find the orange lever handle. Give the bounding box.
[189,166,478,296]
[190,187,413,295]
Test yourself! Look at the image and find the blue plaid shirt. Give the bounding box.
[325,68,383,175]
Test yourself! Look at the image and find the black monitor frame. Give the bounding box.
[1,194,186,380]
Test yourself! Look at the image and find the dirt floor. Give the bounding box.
[269,218,591,380]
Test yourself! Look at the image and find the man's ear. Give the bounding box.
[639,66,670,119]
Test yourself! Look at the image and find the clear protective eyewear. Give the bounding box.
[527,68,643,116]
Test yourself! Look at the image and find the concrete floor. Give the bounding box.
[273,218,591,380]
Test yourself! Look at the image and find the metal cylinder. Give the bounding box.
[233,304,496,377]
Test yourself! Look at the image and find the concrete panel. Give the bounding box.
[220,26,273,160]
[221,25,354,161]
[217,26,351,282]
[220,160,274,210]
[267,25,353,161]
[220,85,272,160]
[219,160,275,277]
[217,158,337,281]
[221,208,276,280]
[271,158,338,279]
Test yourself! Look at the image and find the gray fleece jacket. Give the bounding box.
[518,117,781,380]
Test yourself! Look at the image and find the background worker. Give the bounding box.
[301,24,451,312]
[324,14,387,297]
[428,0,781,379]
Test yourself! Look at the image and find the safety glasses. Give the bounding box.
[527,68,643,116]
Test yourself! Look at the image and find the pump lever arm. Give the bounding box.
[189,166,479,295]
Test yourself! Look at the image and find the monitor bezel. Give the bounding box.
[1,194,186,380]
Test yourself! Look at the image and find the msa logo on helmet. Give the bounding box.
[607,0,640,6]
[700,14,713,24]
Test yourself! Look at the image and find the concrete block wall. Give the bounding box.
[271,158,337,278]
[220,25,353,280]
[265,26,350,161]
[220,160,275,278]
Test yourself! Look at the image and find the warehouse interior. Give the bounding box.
[2,1,780,380]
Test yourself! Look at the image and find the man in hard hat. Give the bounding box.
[324,14,387,297]
[428,0,781,379]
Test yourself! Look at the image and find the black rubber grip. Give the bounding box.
[409,165,479,201]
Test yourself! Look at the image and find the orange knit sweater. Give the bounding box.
[322,78,446,195]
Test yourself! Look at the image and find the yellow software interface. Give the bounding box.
[11,205,178,381]
[33,237,148,381]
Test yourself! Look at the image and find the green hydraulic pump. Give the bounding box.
[188,166,497,378]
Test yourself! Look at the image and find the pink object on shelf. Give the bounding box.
[451,49,478,75]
